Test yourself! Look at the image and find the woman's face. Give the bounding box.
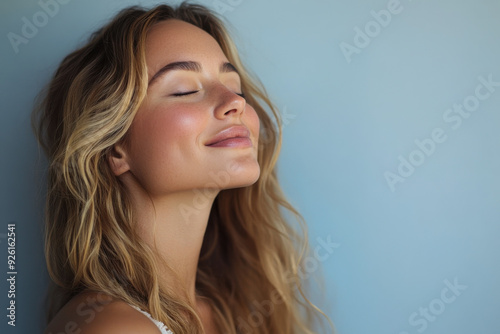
[118,19,260,197]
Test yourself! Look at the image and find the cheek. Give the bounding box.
[132,104,205,148]
[127,103,208,174]
[125,103,210,194]
[161,105,205,139]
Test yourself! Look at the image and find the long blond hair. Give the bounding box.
[32,2,333,333]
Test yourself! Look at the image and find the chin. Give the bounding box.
[225,161,260,189]
[242,167,261,187]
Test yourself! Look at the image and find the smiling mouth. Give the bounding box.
[205,125,252,148]
[206,137,252,148]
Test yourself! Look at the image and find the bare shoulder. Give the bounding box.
[44,290,161,334]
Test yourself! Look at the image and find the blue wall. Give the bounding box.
[1,0,499,333]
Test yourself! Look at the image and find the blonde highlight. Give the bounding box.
[32,3,334,333]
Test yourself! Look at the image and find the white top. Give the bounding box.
[130,305,174,334]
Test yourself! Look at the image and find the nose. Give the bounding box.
[212,85,246,120]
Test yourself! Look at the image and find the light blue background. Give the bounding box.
[1,0,499,333]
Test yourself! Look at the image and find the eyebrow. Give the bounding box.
[148,61,240,86]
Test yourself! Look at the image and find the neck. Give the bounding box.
[123,172,218,305]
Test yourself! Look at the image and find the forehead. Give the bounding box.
[145,19,228,71]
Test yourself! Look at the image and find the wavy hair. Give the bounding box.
[32,2,334,333]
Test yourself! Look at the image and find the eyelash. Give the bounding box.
[172,90,198,96]
[172,91,245,98]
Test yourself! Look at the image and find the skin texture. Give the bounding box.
[46,19,260,334]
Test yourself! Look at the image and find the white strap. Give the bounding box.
[129,304,174,334]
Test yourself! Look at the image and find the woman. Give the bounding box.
[32,2,333,333]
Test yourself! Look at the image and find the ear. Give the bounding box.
[107,143,130,176]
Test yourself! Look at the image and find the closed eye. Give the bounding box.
[172,90,199,97]
[172,91,245,98]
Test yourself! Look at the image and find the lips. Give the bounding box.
[205,125,252,147]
